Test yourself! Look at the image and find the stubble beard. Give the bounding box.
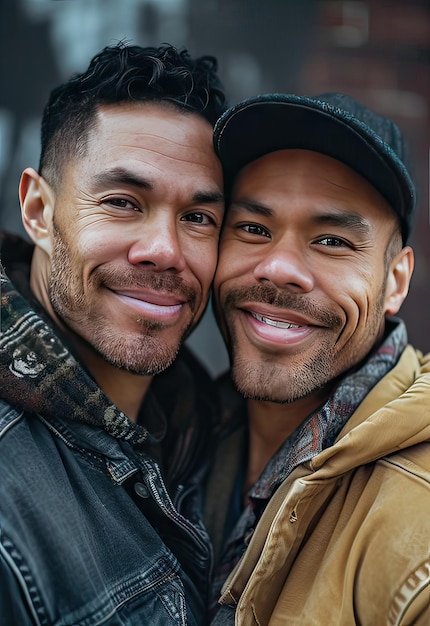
[229,332,336,404]
[48,226,197,375]
[222,282,386,404]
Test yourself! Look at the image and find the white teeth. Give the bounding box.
[251,312,301,329]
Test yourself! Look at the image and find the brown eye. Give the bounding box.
[318,237,349,247]
[241,224,270,238]
[103,197,140,212]
[182,212,215,225]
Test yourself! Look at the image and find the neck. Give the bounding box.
[73,341,153,422]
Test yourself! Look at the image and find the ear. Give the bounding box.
[384,246,414,316]
[20,168,55,255]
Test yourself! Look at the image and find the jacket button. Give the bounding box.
[134,482,149,498]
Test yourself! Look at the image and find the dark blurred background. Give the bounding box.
[1,0,429,375]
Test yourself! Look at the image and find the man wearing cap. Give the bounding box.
[205,93,430,625]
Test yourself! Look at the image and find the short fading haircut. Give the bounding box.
[39,42,227,188]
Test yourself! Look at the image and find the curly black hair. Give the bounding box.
[39,42,227,188]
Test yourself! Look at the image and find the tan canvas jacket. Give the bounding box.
[217,346,430,625]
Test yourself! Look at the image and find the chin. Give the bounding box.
[231,353,333,405]
[98,333,181,376]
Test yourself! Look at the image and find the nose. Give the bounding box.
[127,216,186,272]
[253,241,314,292]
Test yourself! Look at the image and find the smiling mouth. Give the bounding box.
[250,312,302,329]
[112,290,185,320]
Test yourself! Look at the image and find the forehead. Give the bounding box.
[66,101,222,186]
[92,101,212,147]
[231,149,395,221]
[234,149,369,191]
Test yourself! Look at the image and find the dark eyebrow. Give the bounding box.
[229,201,372,237]
[92,167,224,205]
[192,191,225,205]
[313,210,372,237]
[92,167,153,191]
[228,199,274,217]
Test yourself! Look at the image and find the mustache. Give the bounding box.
[223,284,342,327]
[94,266,197,306]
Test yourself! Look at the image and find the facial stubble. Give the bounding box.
[48,225,197,375]
[222,282,387,404]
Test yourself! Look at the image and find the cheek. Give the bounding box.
[214,240,255,289]
[332,274,385,342]
[53,230,102,288]
[72,221,129,266]
[186,240,219,291]
[213,260,234,296]
[78,236,114,263]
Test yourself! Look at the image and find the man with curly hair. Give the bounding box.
[0,42,225,625]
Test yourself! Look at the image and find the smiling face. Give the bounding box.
[214,149,412,406]
[22,102,224,375]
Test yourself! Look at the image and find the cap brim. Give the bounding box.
[214,95,415,241]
